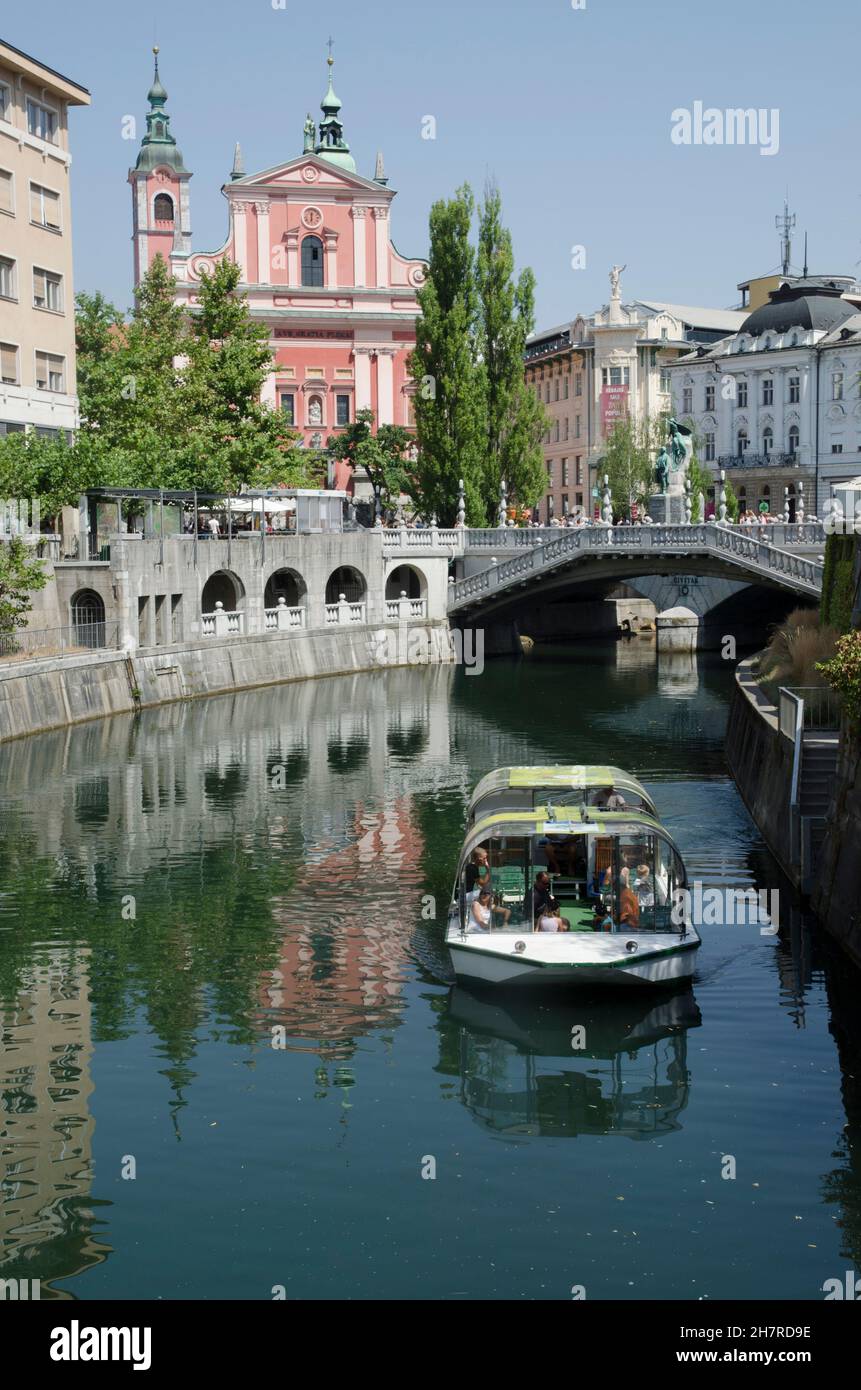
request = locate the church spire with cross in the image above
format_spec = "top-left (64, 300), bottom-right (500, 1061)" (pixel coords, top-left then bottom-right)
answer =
top-left (134, 46), bottom-right (189, 174)
top-left (314, 41), bottom-right (356, 173)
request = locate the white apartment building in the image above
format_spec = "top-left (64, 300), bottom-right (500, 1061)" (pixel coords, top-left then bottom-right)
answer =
top-left (0, 39), bottom-right (90, 441)
top-left (671, 276), bottom-right (861, 518)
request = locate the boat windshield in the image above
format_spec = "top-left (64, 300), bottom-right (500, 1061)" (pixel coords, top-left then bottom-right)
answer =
top-left (460, 827), bottom-right (685, 934)
top-left (470, 785), bottom-right (653, 823)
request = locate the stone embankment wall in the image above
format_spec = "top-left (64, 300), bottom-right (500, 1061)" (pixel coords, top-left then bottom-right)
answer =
top-left (725, 658), bottom-right (796, 885)
top-left (813, 729), bottom-right (861, 969)
top-left (0, 622), bottom-right (453, 744)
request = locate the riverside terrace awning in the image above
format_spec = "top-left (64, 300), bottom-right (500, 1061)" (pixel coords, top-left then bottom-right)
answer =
top-left (80, 487), bottom-right (349, 538)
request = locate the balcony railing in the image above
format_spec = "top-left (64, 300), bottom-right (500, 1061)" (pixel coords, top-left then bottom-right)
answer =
top-left (385, 597), bottom-right (427, 620)
top-left (263, 602), bottom-right (305, 632)
top-left (325, 600), bottom-right (367, 625)
top-left (201, 605), bottom-right (243, 637)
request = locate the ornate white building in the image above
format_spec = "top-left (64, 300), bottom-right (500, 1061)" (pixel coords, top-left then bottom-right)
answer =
top-left (671, 276), bottom-right (861, 517)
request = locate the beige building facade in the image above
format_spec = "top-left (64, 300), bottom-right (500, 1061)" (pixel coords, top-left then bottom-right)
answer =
top-left (0, 40), bottom-right (89, 440)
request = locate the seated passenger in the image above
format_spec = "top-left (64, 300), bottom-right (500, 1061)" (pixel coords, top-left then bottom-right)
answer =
top-left (592, 785), bottom-right (627, 811)
top-left (589, 865), bottom-right (613, 901)
top-left (536, 907), bottom-right (561, 932)
top-left (524, 871), bottom-right (552, 924)
top-left (619, 867), bottom-right (640, 928)
top-left (470, 889), bottom-right (493, 932)
top-left (592, 905), bottom-right (614, 932)
top-left (634, 863), bottom-right (655, 908)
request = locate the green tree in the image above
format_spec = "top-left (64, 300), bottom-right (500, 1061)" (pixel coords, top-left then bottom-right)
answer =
top-left (0, 538), bottom-right (48, 635)
top-left (0, 430), bottom-right (92, 526)
top-left (408, 186), bottom-right (487, 524)
top-left (600, 416), bottom-right (656, 519)
top-left (476, 183), bottom-right (546, 519)
top-left (327, 408), bottom-right (411, 512)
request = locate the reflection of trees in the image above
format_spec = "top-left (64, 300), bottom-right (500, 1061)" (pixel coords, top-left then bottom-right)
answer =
top-left (819, 940), bottom-right (861, 1266)
top-left (0, 805), bottom-right (290, 1079)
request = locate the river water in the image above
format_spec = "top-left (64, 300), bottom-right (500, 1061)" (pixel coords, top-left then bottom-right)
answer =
top-left (1, 642), bottom-right (859, 1300)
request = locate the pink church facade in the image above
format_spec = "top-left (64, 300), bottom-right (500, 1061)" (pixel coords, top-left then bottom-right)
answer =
top-left (129, 50), bottom-right (426, 492)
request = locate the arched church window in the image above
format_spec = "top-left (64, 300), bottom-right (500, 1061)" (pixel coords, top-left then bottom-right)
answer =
top-left (154, 193), bottom-right (174, 222)
top-left (301, 235), bottom-right (324, 287)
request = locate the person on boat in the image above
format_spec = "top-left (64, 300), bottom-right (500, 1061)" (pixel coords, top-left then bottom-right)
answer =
top-left (619, 867), bottom-right (640, 929)
top-left (537, 906), bottom-right (562, 932)
top-left (464, 846), bottom-right (491, 900)
top-left (589, 864), bottom-right (613, 902)
top-left (592, 785), bottom-right (627, 811)
top-left (525, 871), bottom-right (552, 925)
top-left (634, 863), bottom-right (655, 908)
top-left (470, 888), bottom-right (510, 932)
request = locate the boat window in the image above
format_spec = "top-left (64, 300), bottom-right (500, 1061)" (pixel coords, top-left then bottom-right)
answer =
top-left (461, 837), bottom-right (531, 930)
top-left (587, 832), bottom-right (679, 933)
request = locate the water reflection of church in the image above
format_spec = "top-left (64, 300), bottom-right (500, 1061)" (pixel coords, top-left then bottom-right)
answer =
top-left (438, 989), bottom-right (701, 1140)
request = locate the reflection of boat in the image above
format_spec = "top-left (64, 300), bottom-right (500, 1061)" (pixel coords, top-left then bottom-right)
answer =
top-left (442, 986), bottom-right (701, 1139)
top-left (467, 765), bottom-right (658, 825)
top-left (446, 800), bottom-right (701, 987)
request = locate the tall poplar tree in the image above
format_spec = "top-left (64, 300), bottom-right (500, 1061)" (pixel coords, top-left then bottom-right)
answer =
top-left (408, 186), bottom-right (487, 524)
top-left (476, 183), bottom-right (546, 520)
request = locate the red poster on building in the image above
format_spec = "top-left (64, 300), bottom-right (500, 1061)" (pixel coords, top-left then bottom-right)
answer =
top-left (601, 385), bottom-right (629, 435)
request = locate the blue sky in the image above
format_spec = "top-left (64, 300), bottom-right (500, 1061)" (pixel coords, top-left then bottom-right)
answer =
top-left (6, 0), bottom-right (857, 328)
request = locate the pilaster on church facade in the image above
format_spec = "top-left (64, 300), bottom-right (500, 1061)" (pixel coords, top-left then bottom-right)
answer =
top-left (128, 51), bottom-right (426, 494)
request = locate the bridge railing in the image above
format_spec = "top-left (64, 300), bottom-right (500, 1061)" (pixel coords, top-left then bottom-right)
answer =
top-left (448, 522), bottom-right (824, 609)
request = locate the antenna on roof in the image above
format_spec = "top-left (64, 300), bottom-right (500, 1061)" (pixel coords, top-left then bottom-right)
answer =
top-left (803, 231), bottom-right (808, 278)
top-left (776, 197), bottom-right (796, 277)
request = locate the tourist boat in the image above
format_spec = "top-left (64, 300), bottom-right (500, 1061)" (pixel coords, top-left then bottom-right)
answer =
top-left (466, 765), bottom-right (659, 826)
top-left (446, 800), bottom-right (701, 988)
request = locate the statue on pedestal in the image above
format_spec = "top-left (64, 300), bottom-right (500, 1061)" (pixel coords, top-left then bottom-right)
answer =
top-left (654, 446), bottom-right (670, 492)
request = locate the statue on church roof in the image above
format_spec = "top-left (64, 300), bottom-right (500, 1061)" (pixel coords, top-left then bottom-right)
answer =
top-left (303, 114), bottom-right (316, 154)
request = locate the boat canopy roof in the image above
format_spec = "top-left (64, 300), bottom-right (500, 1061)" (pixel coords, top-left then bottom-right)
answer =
top-left (468, 765), bottom-right (655, 812)
top-left (459, 807), bottom-right (678, 873)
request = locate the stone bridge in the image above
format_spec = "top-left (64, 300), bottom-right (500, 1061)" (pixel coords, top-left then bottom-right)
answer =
top-left (446, 523), bottom-right (824, 624)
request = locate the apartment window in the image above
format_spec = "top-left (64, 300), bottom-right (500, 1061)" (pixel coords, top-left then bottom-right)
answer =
top-left (30, 182), bottom-right (60, 229)
top-left (554, 379), bottom-right (559, 402)
top-left (659, 368), bottom-right (672, 393)
top-left (33, 267), bottom-right (63, 312)
top-left (562, 377), bottom-right (569, 399)
top-left (35, 351), bottom-right (65, 392)
top-left (1, 342), bottom-right (19, 384)
top-left (553, 419), bottom-right (560, 443)
top-left (0, 255), bottom-right (15, 298)
top-left (562, 459), bottom-right (569, 486)
top-left (279, 392), bottom-right (295, 425)
top-left (704, 432), bottom-right (715, 462)
top-left (705, 384), bottom-right (715, 411)
top-left (0, 82), bottom-right (10, 120)
top-left (788, 375), bottom-right (800, 404)
top-left (0, 169), bottom-right (12, 215)
top-left (576, 458), bottom-right (583, 486)
top-left (833, 372), bottom-right (844, 401)
top-left (832, 443), bottom-right (844, 454)
top-left (682, 387), bottom-right (692, 413)
top-left (27, 98), bottom-right (58, 144)
top-left (335, 394), bottom-right (350, 427)
top-left (736, 428), bottom-right (749, 456)
top-left (762, 427), bottom-right (773, 456)
top-left (547, 460), bottom-right (553, 482)
top-left (603, 366), bottom-right (630, 387)
top-left (788, 425), bottom-right (799, 455)
top-left (762, 379), bottom-right (773, 406)
top-left (545, 382), bottom-right (551, 403)
top-left (661, 327), bottom-right (669, 340)
top-left (575, 374), bottom-right (582, 397)
top-left (561, 494), bottom-right (569, 515)
top-left (737, 380), bottom-right (748, 407)
top-left (575, 414), bottom-right (581, 439)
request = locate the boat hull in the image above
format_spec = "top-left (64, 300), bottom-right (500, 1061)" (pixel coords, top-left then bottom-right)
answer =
top-left (446, 925), bottom-right (700, 988)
